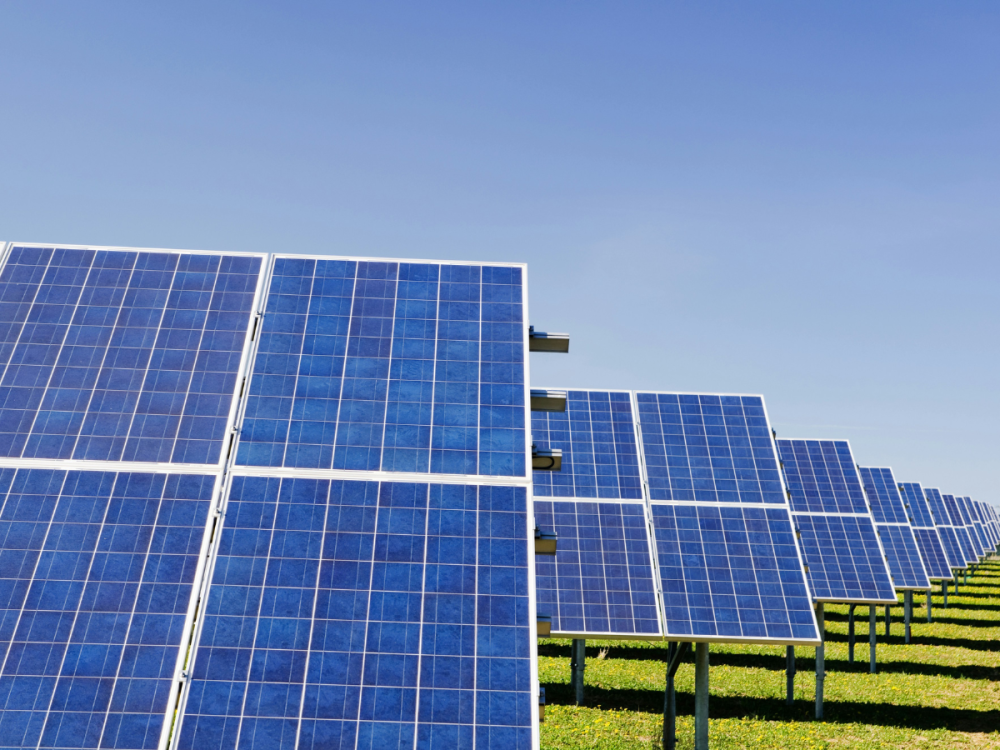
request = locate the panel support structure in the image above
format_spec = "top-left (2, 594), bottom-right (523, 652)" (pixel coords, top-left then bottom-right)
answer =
top-left (942, 580), bottom-right (948, 608)
top-left (570, 639), bottom-right (586, 706)
top-left (663, 642), bottom-right (690, 750)
top-left (785, 646), bottom-right (795, 705)
top-left (694, 642), bottom-right (709, 750)
top-left (904, 591), bottom-right (912, 643)
top-left (869, 607), bottom-right (877, 674)
top-left (815, 603), bottom-right (825, 720)
top-left (926, 589), bottom-right (932, 623)
top-left (847, 604), bottom-right (855, 664)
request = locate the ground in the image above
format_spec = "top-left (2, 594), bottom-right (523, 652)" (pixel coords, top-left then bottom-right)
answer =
top-left (538, 559), bottom-right (1000, 749)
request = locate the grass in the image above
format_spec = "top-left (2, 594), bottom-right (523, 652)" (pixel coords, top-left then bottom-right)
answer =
top-left (538, 559), bottom-right (1000, 749)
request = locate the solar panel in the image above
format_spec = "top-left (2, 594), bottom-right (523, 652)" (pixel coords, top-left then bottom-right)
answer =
top-left (898, 482), bottom-right (953, 581)
top-left (0, 246), bottom-right (262, 466)
top-left (649, 503), bottom-right (817, 642)
top-left (634, 393), bottom-right (785, 504)
top-left (632, 392), bottom-right (818, 645)
top-left (959, 497), bottom-right (989, 554)
top-left (534, 500), bottom-right (660, 638)
top-left (935, 526), bottom-right (966, 571)
top-left (530, 390), bottom-right (641, 500)
top-left (234, 258), bottom-right (527, 478)
top-left (0, 467), bottom-right (215, 750)
top-left (857, 468), bottom-right (930, 590)
top-left (177, 476), bottom-right (533, 750)
top-left (942, 495), bottom-right (980, 563)
top-left (777, 440), bottom-right (896, 604)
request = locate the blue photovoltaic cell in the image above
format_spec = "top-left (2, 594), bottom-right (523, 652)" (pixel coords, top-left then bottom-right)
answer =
top-left (777, 440), bottom-right (868, 514)
top-left (635, 393), bottom-right (784, 504)
top-left (899, 483), bottom-right (935, 528)
top-left (0, 246), bottom-right (260, 464)
top-left (533, 501), bottom-right (659, 636)
top-left (0, 468), bottom-right (213, 750)
top-left (875, 524), bottom-right (929, 589)
top-left (235, 259), bottom-right (527, 478)
top-left (858, 468), bottom-right (909, 525)
top-left (912, 528), bottom-right (953, 580)
top-left (924, 489), bottom-right (953, 527)
top-left (178, 477), bottom-right (532, 750)
top-left (936, 526), bottom-right (966, 570)
top-left (793, 513), bottom-right (896, 602)
top-left (649, 504), bottom-right (817, 641)
top-left (531, 391), bottom-right (642, 500)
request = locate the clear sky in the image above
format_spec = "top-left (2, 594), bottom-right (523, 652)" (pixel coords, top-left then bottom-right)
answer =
top-left (1, 3), bottom-right (998, 503)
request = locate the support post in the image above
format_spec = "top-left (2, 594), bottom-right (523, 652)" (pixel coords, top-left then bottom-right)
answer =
top-left (785, 646), bottom-right (795, 706)
top-left (943, 580), bottom-right (948, 608)
top-left (815, 602), bottom-right (825, 720)
top-left (884, 604), bottom-right (891, 638)
top-left (570, 639), bottom-right (585, 706)
top-left (847, 604), bottom-right (855, 663)
top-left (954, 575), bottom-right (959, 596)
top-left (904, 591), bottom-right (912, 643)
top-left (663, 642), bottom-right (689, 750)
top-left (694, 642), bottom-right (709, 750)
top-left (926, 589), bottom-right (932, 623)
top-left (869, 606), bottom-right (877, 674)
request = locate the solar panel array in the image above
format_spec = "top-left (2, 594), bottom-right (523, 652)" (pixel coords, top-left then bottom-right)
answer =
top-left (942, 494), bottom-right (979, 566)
top-left (532, 390), bottom-right (820, 645)
top-left (898, 482), bottom-right (954, 580)
top-left (0, 244), bottom-right (538, 750)
top-left (924, 489), bottom-right (971, 570)
top-left (858, 468), bottom-right (930, 590)
top-left (777, 440), bottom-right (896, 604)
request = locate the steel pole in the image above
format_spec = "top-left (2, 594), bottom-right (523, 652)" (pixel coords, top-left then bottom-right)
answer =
top-left (694, 643), bottom-right (709, 750)
top-left (904, 591), bottom-right (912, 643)
top-left (926, 589), bottom-right (932, 623)
top-left (847, 604), bottom-right (855, 663)
top-left (869, 606), bottom-right (877, 674)
top-left (570, 639), bottom-right (585, 706)
top-left (785, 645), bottom-right (795, 706)
top-left (815, 603), bottom-right (825, 720)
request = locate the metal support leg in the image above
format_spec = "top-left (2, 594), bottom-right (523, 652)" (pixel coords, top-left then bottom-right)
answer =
top-left (954, 575), bottom-right (959, 596)
top-left (847, 604), bottom-right (855, 664)
top-left (815, 602), bottom-right (825, 720)
top-left (694, 643), bottom-right (709, 750)
top-left (785, 646), bottom-right (795, 706)
top-left (663, 642), bottom-right (689, 750)
top-left (926, 589), bottom-right (932, 623)
top-left (904, 591), bottom-right (912, 643)
top-left (943, 580), bottom-right (948, 608)
top-left (869, 606), bottom-right (877, 674)
top-left (884, 604), bottom-right (891, 638)
top-left (570, 639), bottom-right (585, 706)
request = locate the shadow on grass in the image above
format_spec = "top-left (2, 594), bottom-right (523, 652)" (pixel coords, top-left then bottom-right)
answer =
top-left (541, 683), bottom-right (1000, 731)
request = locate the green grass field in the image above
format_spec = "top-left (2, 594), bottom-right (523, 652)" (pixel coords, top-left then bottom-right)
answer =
top-left (538, 559), bottom-right (1000, 749)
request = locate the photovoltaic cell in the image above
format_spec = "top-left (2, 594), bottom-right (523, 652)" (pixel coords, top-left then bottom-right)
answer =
top-left (777, 440), bottom-right (868, 514)
top-left (530, 391), bottom-right (642, 500)
top-left (533, 500), bottom-right (659, 637)
top-left (898, 482), bottom-right (953, 581)
top-left (793, 513), bottom-right (896, 602)
top-left (178, 476), bottom-right (532, 750)
top-left (898, 483), bottom-right (935, 528)
top-left (858, 468), bottom-right (909, 525)
top-left (634, 393), bottom-right (784, 504)
top-left (0, 468), bottom-right (213, 750)
top-left (649, 503), bottom-right (816, 641)
top-left (874, 524), bottom-right (929, 589)
top-left (235, 259), bottom-right (527, 478)
top-left (912, 528), bottom-right (953, 580)
top-left (0, 246), bottom-right (260, 465)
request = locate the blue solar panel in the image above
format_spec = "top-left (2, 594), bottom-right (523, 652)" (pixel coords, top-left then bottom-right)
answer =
top-left (649, 503), bottom-right (817, 642)
top-left (898, 482), bottom-right (935, 528)
top-left (952, 525), bottom-right (979, 567)
top-left (858, 468), bottom-right (909, 524)
top-left (793, 513), bottom-right (897, 603)
top-left (531, 391), bottom-right (642, 500)
top-left (923, 488), bottom-right (953, 527)
top-left (959, 498), bottom-right (989, 553)
top-left (234, 259), bottom-right (527, 478)
top-left (533, 500), bottom-right (660, 637)
top-left (0, 246), bottom-right (261, 465)
top-left (776, 440), bottom-right (868, 514)
top-left (177, 476), bottom-right (532, 750)
top-left (935, 526), bottom-right (966, 571)
top-left (943, 495), bottom-right (981, 562)
top-left (0, 467), bottom-right (214, 750)
top-left (912, 527), bottom-right (953, 580)
top-left (875, 524), bottom-right (930, 590)
top-left (635, 393), bottom-right (784, 504)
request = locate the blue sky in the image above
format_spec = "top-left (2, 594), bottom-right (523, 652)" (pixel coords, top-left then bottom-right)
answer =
top-left (1, 3), bottom-right (998, 501)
